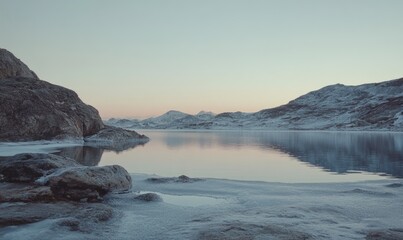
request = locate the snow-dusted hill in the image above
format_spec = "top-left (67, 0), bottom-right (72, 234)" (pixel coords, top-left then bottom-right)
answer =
top-left (105, 78), bottom-right (403, 131)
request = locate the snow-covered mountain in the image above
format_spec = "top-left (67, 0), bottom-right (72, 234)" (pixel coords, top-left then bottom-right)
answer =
top-left (105, 78), bottom-right (403, 131)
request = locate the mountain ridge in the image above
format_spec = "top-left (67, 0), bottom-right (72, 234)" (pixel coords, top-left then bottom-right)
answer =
top-left (106, 77), bottom-right (403, 131)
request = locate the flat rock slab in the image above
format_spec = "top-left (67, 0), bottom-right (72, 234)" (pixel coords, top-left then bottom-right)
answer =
top-left (41, 165), bottom-right (132, 201)
top-left (0, 202), bottom-right (113, 228)
top-left (0, 153), bottom-right (80, 183)
top-left (0, 182), bottom-right (54, 202)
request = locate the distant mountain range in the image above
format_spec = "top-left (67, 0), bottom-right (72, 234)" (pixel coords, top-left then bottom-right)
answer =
top-left (105, 78), bottom-right (403, 131)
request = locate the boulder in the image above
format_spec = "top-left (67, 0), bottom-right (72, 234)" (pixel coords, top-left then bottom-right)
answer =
top-left (0, 77), bottom-right (104, 141)
top-left (40, 165), bottom-right (132, 201)
top-left (134, 193), bottom-right (162, 202)
top-left (0, 182), bottom-right (54, 202)
top-left (84, 125), bottom-right (149, 151)
top-left (0, 153), bottom-right (80, 183)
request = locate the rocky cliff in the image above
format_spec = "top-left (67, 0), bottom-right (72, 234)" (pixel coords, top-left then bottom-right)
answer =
top-left (0, 48), bottom-right (105, 141)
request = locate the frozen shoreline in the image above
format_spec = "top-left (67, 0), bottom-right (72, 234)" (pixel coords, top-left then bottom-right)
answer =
top-left (1, 173), bottom-right (402, 240)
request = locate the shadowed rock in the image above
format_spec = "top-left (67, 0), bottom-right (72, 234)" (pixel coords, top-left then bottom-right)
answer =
top-left (40, 165), bottom-right (132, 201)
top-left (0, 48), bottom-right (104, 141)
top-left (134, 193), bottom-right (162, 202)
top-left (0, 202), bottom-right (113, 228)
top-left (0, 153), bottom-right (80, 183)
top-left (197, 222), bottom-right (314, 240)
top-left (0, 76), bottom-right (104, 141)
top-left (366, 229), bottom-right (403, 240)
top-left (0, 182), bottom-right (54, 202)
top-left (146, 175), bottom-right (202, 184)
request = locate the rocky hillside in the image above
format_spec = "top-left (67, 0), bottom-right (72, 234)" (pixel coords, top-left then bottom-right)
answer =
top-left (254, 78), bottom-right (403, 130)
top-left (106, 78), bottom-right (403, 131)
top-left (0, 49), bottom-right (104, 141)
top-left (0, 48), bottom-right (148, 143)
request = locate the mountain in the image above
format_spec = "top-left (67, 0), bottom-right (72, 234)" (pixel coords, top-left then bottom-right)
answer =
top-left (106, 78), bottom-right (403, 131)
top-left (253, 79), bottom-right (403, 130)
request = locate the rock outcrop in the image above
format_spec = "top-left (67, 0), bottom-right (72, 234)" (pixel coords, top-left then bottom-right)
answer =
top-left (0, 153), bottom-right (80, 182)
top-left (84, 125), bottom-right (149, 151)
top-left (0, 76), bottom-right (104, 141)
top-left (39, 165), bottom-right (132, 201)
top-left (0, 48), bottom-right (149, 146)
top-left (0, 153), bottom-right (132, 202)
top-left (0, 48), bottom-right (38, 79)
top-left (0, 48), bottom-right (104, 141)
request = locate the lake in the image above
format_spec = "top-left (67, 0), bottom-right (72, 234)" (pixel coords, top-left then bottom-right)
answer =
top-left (55, 130), bottom-right (403, 183)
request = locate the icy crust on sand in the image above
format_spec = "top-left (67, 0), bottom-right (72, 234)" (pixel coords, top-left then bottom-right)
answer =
top-left (1, 174), bottom-right (402, 240)
top-left (0, 140), bottom-right (84, 156)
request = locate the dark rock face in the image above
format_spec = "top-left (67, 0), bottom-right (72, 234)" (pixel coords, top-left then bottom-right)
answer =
top-left (0, 202), bottom-right (113, 228)
top-left (0, 153), bottom-right (80, 182)
top-left (198, 222), bottom-right (314, 240)
top-left (0, 48), bottom-right (38, 79)
top-left (146, 175), bottom-right (202, 183)
top-left (134, 193), bottom-right (162, 202)
top-left (0, 182), bottom-right (54, 202)
top-left (0, 77), bottom-right (104, 141)
top-left (42, 165), bottom-right (132, 201)
top-left (0, 153), bottom-right (133, 203)
top-left (0, 48), bottom-right (104, 141)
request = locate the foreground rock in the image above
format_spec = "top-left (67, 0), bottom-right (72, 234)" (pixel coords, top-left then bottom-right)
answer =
top-left (198, 222), bottom-right (314, 240)
top-left (0, 182), bottom-right (54, 202)
top-left (0, 153), bottom-right (133, 203)
top-left (0, 153), bottom-right (80, 182)
top-left (39, 165), bottom-right (132, 201)
top-left (0, 202), bottom-right (113, 229)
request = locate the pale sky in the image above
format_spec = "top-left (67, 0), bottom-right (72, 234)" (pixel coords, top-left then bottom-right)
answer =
top-left (1, 0), bottom-right (402, 119)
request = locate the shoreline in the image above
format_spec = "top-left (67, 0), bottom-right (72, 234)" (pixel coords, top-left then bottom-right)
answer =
top-left (2, 173), bottom-right (402, 239)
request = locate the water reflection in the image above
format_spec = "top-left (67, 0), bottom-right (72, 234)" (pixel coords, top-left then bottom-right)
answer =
top-left (56, 146), bottom-right (104, 166)
top-left (251, 131), bottom-right (403, 178)
top-left (55, 142), bottom-right (147, 166)
top-left (154, 131), bottom-right (403, 178)
top-left (58, 130), bottom-right (403, 181)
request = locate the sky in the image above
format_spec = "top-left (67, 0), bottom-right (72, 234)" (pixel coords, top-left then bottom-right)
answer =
top-left (1, 0), bottom-right (403, 119)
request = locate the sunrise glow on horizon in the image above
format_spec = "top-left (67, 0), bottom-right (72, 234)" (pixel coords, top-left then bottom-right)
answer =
top-left (1, 0), bottom-right (402, 119)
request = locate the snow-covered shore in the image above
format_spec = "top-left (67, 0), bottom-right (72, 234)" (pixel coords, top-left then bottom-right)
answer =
top-left (1, 173), bottom-right (402, 240)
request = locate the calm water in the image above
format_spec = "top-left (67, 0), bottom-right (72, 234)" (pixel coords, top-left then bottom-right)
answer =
top-left (57, 130), bottom-right (403, 183)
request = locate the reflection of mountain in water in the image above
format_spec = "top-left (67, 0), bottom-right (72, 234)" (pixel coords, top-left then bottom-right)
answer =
top-left (56, 142), bottom-right (147, 166)
top-left (160, 131), bottom-right (403, 178)
top-left (251, 132), bottom-right (403, 178)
